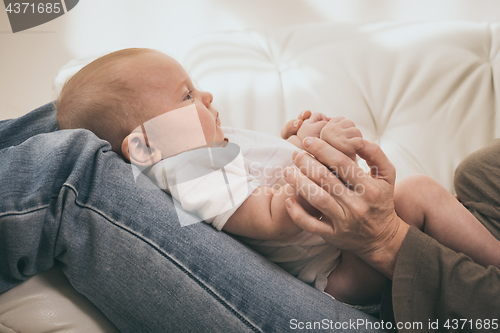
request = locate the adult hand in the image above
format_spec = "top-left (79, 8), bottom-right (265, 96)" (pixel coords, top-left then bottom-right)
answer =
top-left (283, 136), bottom-right (409, 278)
top-left (281, 110), bottom-right (312, 139)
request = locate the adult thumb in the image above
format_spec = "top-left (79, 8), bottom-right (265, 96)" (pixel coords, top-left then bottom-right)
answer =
top-left (357, 139), bottom-right (396, 186)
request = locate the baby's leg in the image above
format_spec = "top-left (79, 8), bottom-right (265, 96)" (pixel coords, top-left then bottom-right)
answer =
top-left (325, 251), bottom-right (387, 305)
top-left (395, 174), bottom-right (500, 268)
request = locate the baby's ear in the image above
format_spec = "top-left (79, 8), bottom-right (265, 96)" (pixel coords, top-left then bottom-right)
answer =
top-left (121, 132), bottom-right (162, 167)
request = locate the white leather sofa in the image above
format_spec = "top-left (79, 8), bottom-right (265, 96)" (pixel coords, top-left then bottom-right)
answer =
top-left (2, 21), bottom-right (499, 332)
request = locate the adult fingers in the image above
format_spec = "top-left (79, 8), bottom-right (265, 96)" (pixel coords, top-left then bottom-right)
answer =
top-left (285, 197), bottom-right (334, 238)
top-left (292, 149), bottom-right (347, 189)
top-left (284, 165), bottom-right (345, 224)
top-left (356, 139), bottom-right (396, 185)
top-left (299, 138), bottom-right (370, 189)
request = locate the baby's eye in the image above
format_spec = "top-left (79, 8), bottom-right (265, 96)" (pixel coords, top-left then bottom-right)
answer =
top-left (184, 91), bottom-right (193, 101)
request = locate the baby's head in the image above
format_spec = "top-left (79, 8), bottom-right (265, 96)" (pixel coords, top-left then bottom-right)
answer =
top-left (57, 48), bottom-right (225, 165)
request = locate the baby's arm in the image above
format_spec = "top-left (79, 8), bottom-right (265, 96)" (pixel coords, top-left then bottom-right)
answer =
top-left (223, 182), bottom-right (320, 240)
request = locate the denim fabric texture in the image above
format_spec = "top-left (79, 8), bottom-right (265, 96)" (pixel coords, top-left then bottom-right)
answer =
top-left (0, 102), bottom-right (382, 332)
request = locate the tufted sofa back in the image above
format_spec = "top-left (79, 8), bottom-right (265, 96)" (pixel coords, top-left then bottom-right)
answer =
top-left (179, 21), bottom-right (500, 192)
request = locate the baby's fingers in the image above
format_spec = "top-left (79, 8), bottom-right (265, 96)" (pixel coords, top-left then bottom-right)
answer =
top-left (348, 137), bottom-right (365, 153)
top-left (338, 118), bottom-right (357, 129)
top-left (330, 116), bottom-right (346, 124)
top-left (345, 127), bottom-right (363, 139)
top-left (281, 110), bottom-right (313, 139)
top-left (299, 110), bottom-right (312, 121)
top-left (309, 112), bottom-right (331, 122)
top-left (281, 118), bottom-right (303, 139)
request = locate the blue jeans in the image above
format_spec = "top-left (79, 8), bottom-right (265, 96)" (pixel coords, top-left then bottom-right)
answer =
top-left (0, 103), bottom-right (382, 332)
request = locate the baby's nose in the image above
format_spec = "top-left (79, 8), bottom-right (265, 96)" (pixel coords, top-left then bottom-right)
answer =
top-left (202, 91), bottom-right (213, 106)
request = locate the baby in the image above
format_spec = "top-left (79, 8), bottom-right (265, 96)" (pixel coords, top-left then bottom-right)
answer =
top-left (57, 48), bottom-right (500, 307)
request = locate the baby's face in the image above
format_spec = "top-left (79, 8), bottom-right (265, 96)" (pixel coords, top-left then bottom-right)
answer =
top-left (131, 52), bottom-right (225, 151)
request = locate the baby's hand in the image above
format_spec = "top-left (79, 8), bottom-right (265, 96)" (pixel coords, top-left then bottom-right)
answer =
top-left (281, 110), bottom-right (312, 139)
top-left (319, 117), bottom-right (363, 161)
top-left (296, 113), bottom-right (331, 142)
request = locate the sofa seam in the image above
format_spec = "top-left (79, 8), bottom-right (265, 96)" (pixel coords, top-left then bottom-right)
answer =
top-left (61, 183), bottom-right (262, 333)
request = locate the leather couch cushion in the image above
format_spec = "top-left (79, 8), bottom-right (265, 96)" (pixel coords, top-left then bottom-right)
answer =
top-left (0, 267), bottom-right (119, 333)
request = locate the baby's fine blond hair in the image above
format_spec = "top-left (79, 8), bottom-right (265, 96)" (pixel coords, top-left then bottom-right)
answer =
top-left (57, 48), bottom-right (156, 155)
